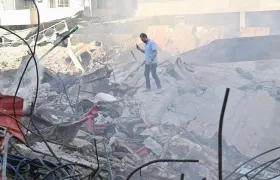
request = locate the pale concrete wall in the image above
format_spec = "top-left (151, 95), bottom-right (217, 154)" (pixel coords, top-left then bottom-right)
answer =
top-left (0, 10), bottom-right (30, 25)
top-left (136, 0), bottom-right (280, 16)
top-left (0, 7), bottom-right (81, 26)
top-left (92, 9), bottom-right (117, 17)
top-left (30, 7), bottom-right (82, 23)
top-left (2, 0), bottom-right (15, 10)
top-left (136, 0), bottom-right (231, 16)
top-left (0, 0), bottom-right (83, 25)
top-left (260, 0), bottom-right (280, 11)
top-left (72, 33), bottom-right (133, 44)
top-left (14, 0), bottom-right (24, 10)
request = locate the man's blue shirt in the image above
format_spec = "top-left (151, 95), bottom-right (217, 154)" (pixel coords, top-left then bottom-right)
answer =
top-left (144, 40), bottom-right (158, 65)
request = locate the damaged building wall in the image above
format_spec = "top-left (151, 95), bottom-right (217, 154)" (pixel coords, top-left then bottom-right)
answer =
top-left (0, 0), bottom-right (84, 26)
top-left (1, 0), bottom-right (15, 10)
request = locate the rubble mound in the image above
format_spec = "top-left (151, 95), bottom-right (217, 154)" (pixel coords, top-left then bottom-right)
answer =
top-left (2, 33), bottom-right (280, 179)
top-left (179, 35), bottom-right (280, 63)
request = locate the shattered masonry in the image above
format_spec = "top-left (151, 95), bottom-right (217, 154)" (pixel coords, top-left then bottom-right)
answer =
top-left (1, 12), bottom-right (280, 180)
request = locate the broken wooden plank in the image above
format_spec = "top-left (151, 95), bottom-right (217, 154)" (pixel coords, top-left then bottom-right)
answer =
top-left (67, 47), bottom-right (85, 72)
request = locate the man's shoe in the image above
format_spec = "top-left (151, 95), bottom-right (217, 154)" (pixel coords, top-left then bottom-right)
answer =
top-left (142, 88), bottom-right (151, 92)
top-left (156, 88), bottom-right (163, 94)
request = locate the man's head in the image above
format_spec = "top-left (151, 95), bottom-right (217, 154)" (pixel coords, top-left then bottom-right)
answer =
top-left (140, 33), bottom-right (149, 43)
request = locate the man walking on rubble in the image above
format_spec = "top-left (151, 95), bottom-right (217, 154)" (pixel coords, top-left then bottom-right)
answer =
top-left (136, 33), bottom-right (163, 93)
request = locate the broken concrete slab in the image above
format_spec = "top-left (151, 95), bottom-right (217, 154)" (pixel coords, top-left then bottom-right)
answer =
top-left (81, 66), bottom-right (112, 84)
top-left (28, 119), bottom-right (86, 145)
top-left (97, 101), bottom-right (124, 118)
top-left (95, 92), bottom-right (117, 102)
top-left (144, 137), bottom-right (163, 156)
top-left (7, 27), bottom-right (280, 180)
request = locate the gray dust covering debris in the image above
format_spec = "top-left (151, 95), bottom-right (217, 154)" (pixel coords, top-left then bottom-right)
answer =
top-left (2, 9), bottom-right (280, 180)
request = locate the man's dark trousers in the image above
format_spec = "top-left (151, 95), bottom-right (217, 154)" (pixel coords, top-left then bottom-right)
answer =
top-left (144, 63), bottom-right (161, 89)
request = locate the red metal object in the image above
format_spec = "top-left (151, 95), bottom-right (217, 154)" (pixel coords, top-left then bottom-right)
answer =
top-left (78, 104), bottom-right (99, 134)
top-left (135, 147), bottom-right (149, 157)
top-left (0, 94), bottom-right (25, 144)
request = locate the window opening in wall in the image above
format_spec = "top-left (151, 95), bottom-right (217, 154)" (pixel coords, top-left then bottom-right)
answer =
top-left (50, 0), bottom-right (56, 8)
top-left (24, 1), bottom-right (35, 9)
top-left (58, 0), bottom-right (70, 7)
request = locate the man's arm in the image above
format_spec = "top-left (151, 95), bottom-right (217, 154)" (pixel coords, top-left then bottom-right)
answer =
top-left (136, 44), bottom-right (145, 53)
top-left (150, 42), bottom-right (158, 62)
top-left (139, 48), bottom-right (145, 54)
top-left (151, 50), bottom-right (158, 62)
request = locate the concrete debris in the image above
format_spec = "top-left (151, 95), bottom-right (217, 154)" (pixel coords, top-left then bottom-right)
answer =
top-left (81, 66), bottom-right (112, 84)
top-left (97, 101), bottom-right (124, 118)
top-left (144, 137), bottom-right (163, 156)
top-left (95, 92), bottom-right (117, 102)
top-left (3, 28), bottom-right (280, 180)
top-left (29, 118), bottom-right (85, 145)
top-left (140, 126), bottom-right (161, 139)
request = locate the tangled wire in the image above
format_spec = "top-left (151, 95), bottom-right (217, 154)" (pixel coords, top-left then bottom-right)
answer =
top-left (0, 1), bottom-right (106, 179)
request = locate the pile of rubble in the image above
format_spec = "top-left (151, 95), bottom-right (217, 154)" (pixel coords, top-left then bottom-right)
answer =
top-left (2, 34), bottom-right (280, 179)
top-left (7, 68), bottom-right (251, 180)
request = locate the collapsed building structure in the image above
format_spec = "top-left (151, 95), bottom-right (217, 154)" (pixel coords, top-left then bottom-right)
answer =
top-left (2, 2), bottom-right (280, 180)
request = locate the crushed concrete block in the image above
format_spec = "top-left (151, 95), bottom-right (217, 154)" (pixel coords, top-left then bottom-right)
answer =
top-left (76, 99), bottom-right (94, 112)
top-left (140, 126), bottom-right (161, 139)
top-left (109, 136), bottom-right (117, 146)
top-left (75, 130), bottom-right (91, 139)
top-left (171, 135), bottom-right (203, 153)
top-left (144, 137), bottom-right (163, 156)
top-left (72, 138), bottom-right (92, 149)
top-left (110, 83), bottom-right (136, 97)
top-left (82, 79), bottom-right (110, 94)
top-left (95, 92), bottom-right (117, 102)
top-left (28, 117), bottom-right (85, 145)
top-left (122, 155), bottom-right (135, 165)
top-left (97, 102), bottom-right (124, 118)
top-left (81, 66), bottom-right (112, 84)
